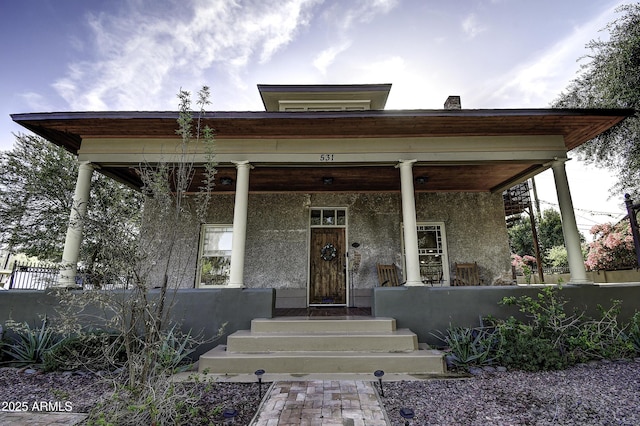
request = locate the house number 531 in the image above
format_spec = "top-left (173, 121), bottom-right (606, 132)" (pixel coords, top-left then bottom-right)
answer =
top-left (320, 154), bottom-right (334, 161)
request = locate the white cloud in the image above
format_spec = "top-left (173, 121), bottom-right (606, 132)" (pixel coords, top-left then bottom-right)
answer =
top-left (324, 0), bottom-right (399, 32)
top-left (19, 92), bottom-right (52, 111)
top-left (313, 42), bottom-right (352, 74)
top-left (462, 13), bottom-right (486, 39)
top-left (476, 2), bottom-right (621, 108)
top-left (52, 0), bottom-right (321, 111)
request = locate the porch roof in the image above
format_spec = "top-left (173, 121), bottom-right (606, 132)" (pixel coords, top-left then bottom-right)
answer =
top-left (11, 108), bottom-right (633, 193)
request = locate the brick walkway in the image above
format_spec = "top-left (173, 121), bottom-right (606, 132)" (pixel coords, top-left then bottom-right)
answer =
top-left (251, 380), bottom-right (389, 426)
top-left (0, 412), bottom-right (87, 425)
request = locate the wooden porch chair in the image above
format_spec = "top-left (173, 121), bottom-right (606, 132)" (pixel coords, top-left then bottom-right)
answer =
top-left (377, 263), bottom-right (400, 287)
top-left (453, 262), bottom-right (481, 286)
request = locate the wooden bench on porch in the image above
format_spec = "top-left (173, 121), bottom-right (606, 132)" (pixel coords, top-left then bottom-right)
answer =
top-left (452, 262), bottom-right (482, 286)
top-left (377, 263), bottom-right (401, 286)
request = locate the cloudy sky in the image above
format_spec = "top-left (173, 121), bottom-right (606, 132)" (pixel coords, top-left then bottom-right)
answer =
top-left (0, 0), bottom-right (630, 235)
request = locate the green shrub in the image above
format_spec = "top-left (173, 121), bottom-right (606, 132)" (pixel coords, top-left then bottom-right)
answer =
top-left (43, 331), bottom-right (127, 372)
top-left (493, 317), bottom-right (566, 371)
top-left (628, 312), bottom-right (640, 353)
top-left (157, 325), bottom-right (196, 373)
top-left (565, 301), bottom-right (635, 362)
top-left (2, 318), bottom-right (61, 366)
top-left (497, 287), bottom-right (638, 370)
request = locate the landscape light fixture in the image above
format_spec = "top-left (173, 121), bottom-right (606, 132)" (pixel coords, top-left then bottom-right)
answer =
top-left (322, 177), bottom-right (334, 185)
top-left (255, 369), bottom-right (265, 398)
top-left (374, 370), bottom-right (385, 397)
top-left (399, 407), bottom-right (415, 425)
top-left (222, 408), bottom-right (238, 424)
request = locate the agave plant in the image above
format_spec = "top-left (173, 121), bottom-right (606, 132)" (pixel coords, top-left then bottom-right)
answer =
top-left (435, 325), bottom-right (500, 368)
top-left (3, 318), bottom-right (61, 366)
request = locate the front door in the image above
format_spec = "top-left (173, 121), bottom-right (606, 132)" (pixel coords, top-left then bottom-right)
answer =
top-left (309, 209), bottom-right (347, 305)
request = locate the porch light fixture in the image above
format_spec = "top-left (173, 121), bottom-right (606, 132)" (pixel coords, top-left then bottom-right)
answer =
top-left (399, 407), bottom-right (415, 425)
top-left (322, 177), bottom-right (334, 185)
top-left (220, 177), bottom-right (233, 185)
top-left (414, 176), bottom-right (428, 184)
top-left (255, 369), bottom-right (265, 398)
top-left (374, 369), bottom-right (385, 397)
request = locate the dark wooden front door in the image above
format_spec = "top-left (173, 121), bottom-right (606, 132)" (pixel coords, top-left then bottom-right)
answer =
top-left (309, 227), bottom-right (346, 305)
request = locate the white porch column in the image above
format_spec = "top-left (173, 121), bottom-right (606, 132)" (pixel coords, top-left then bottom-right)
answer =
top-left (551, 159), bottom-right (591, 284)
top-left (228, 161), bottom-right (252, 288)
top-left (397, 160), bottom-right (424, 286)
top-left (59, 162), bottom-right (94, 287)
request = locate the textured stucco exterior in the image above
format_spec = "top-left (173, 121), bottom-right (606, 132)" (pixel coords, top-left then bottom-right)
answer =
top-left (153, 191), bottom-right (511, 307)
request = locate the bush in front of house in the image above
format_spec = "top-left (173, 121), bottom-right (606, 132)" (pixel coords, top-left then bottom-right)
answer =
top-left (440, 286), bottom-right (640, 372)
top-left (1, 318), bottom-right (61, 367)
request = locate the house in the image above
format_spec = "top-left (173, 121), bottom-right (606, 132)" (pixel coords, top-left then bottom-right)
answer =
top-left (11, 84), bottom-right (633, 310)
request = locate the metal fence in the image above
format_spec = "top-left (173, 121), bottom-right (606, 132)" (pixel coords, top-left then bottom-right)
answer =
top-left (8, 262), bottom-right (59, 290)
top-left (4, 261), bottom-right (133, 290)
top-left (542, 266), bottom-right (571, 275)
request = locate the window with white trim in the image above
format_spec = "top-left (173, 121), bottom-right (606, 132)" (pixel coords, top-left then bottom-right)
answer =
top-left (279, 100), bottom-right (370, 111)
top-left (197, 225), bottom-right (233, 286)
top-left (402, 222), bottom-right (450, 285)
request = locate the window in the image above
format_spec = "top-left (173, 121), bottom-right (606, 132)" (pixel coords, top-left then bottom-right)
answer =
top-left (279, 100), bottom-right (370, 111)
top-left (310, 208), bottom-right (347, 227)
top-left (402, 222), bottom-right (450, 285)
top-left (197, 225), bottom-right (233, 286)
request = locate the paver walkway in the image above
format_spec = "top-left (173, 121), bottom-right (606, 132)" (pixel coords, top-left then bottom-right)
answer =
top-left (251, 380), bottom-right (389, 426)
top-left (0, 411), bottom-right (87, 425)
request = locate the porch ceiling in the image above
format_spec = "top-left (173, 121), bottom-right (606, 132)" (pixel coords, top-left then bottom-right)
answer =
top-left (11, 108), bottom-right (632, 193)
top-left (105, 163), bottom-right (542, 194)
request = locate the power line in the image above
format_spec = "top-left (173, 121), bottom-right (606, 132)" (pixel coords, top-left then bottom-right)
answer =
top-left (539, 199), bottom-right (623, 219)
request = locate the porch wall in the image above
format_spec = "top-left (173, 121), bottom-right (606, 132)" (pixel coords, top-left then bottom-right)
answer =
top-left (0, 288), bottom-right (274, 359)
top-left (373, 285), bottom-right (640, 347)
top-left (161, 192), bottom-right (511, 308)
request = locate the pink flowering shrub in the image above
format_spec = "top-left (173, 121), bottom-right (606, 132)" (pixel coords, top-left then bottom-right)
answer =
top-left (585, 221), bottom-right (637, 271)
top-left (511, 254), bottom-right (536, 267)
top-left (511, 254), bottom-right (537, 283)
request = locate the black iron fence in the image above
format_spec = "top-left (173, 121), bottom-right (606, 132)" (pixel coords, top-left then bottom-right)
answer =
top-left (4, 261), bottom-right (133, 290)
top-left (8, 262), bottom-right (59, 290)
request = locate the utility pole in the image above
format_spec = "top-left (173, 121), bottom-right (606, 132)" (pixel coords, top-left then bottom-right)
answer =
top-left (624, 194), bottom-right (640, 268)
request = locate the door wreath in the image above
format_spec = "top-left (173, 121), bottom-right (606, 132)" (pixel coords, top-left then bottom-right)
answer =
top-left (320, 243), bottom-right (337, 261)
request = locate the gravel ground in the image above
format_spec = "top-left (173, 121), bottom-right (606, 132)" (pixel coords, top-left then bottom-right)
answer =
top-left (1, 360), bottom-right (639, 425)
top-left (383, 359), bottom-right (640, 426)
top-left (0, 367), bottom-right (261, 425)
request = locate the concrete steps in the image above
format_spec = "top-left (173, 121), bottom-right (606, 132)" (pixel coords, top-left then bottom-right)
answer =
top-left (199, 316), bottom-right (446, 375)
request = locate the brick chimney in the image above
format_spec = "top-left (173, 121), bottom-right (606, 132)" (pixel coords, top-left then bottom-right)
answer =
top-left (444, 95), bottom-right (461, 109)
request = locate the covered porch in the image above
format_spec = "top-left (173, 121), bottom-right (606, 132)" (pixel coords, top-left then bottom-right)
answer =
top-left (11, 84), bottom-right (633, 309)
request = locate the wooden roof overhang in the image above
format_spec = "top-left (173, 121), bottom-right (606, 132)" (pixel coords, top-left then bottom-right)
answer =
top-left (11, 108), bottom-right (633, 194)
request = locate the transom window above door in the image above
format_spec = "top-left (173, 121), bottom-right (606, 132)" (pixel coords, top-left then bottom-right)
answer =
top-left (310, 208), bottom-right (347, 227)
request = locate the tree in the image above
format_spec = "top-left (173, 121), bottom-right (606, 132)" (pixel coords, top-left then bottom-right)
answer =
top-left (508, 208), bottom-right (568, 265)
top-left (552, 4), bottom-right (640, 197)
top-left (54, 87), bottom-right (220, 425)
top-left (0, 134), bottom-right (142, 279)
top-left (539, 209), bottom-right (565, 251)
top-left (508, 214), bottom-right (535, 257)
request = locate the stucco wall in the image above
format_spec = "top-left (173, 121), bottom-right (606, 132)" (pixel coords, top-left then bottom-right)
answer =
top-left (0, 288), bottom-right (274, 358)
top-left (373, 284), bottom-right (640, 347)
top-left (415, 192), bottom-right (512, 285)
top-left (150, 191), bottom-right (511, 306)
